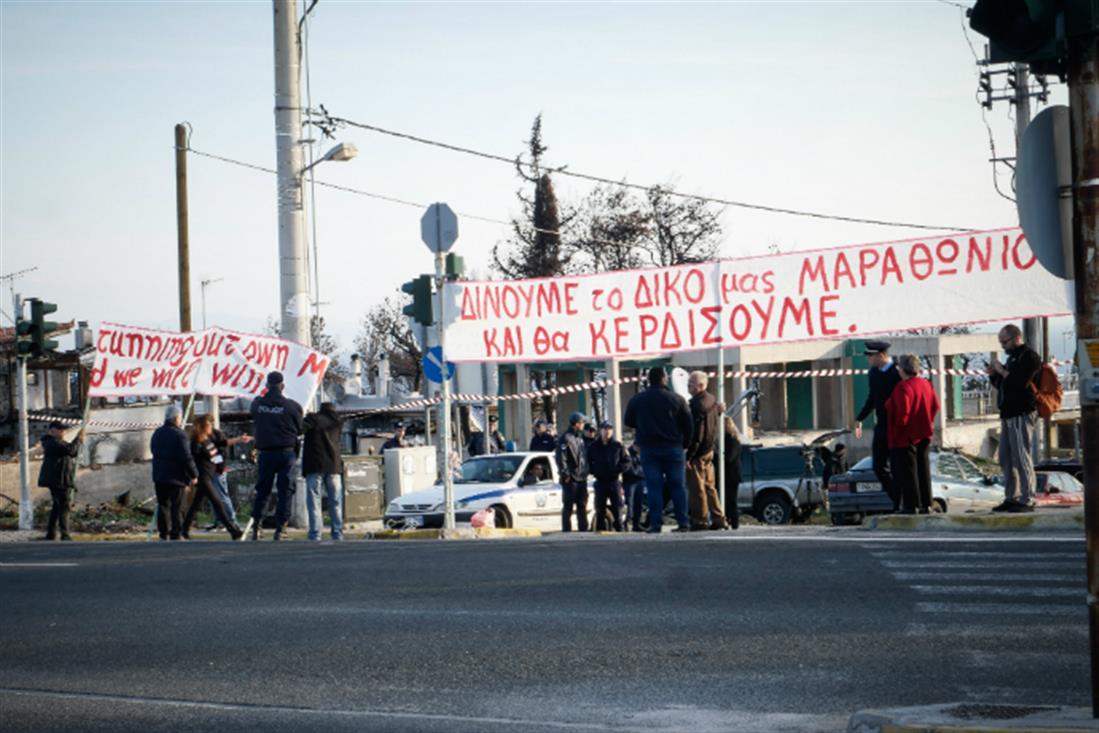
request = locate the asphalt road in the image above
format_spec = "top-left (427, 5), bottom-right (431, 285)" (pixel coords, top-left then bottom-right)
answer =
top-left (0, 529), bottom-right (1088, 732)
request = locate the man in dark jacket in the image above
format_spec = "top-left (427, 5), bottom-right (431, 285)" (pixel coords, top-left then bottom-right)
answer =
top-left (303, 402), bottom-right (344, 540)
top-left (555, 412), bottom-right (590, 532)
top-left (686, 371), bottom-right (728, 530)
top-left (855, 341), bottom-right (902, 511)
top-left (529, 419), bottom-right (556, 452)
top-left (468, 415), bottom-right (506, 456)
top-left (623, 367), bottom-right (693, 533)
top-left (988, 324), bottom-right (1043, 512)
top-left (249, 371), bottom-right (304, 540)
top-left (587, 420), bottom-right (628, 532)
top-left (151, 404), bottom-right (198, 541)
top-left (381, 422), bottom-right (406, 452)
top-left (38, 421), bottom-right (84, 541)
top-left (623, 443), bottom-right (646, 532)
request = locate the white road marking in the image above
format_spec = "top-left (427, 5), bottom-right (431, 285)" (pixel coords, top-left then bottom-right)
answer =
top-left (879, 560), bottom-right (1080, 569)
top-left (0, 687), bottom-right (845, 732)
top-left (890, 572), bottom-right (1080, 582)
top-left (0, 562), bottom-right (79, 568)
top-left (916, 602), bottom-right (1082, 615)
top-left (700, 533), bottom-right (1082, 544)
top-left (871, 550), bottom-right (1081, 559)
top-left (908, 584), bottom-right (1080, 597)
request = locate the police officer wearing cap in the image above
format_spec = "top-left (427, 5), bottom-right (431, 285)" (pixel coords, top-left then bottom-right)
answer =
top-left (249, 371), bottom-right (304, 540)
top-left (855, 340), bottom-right (902, 512)
top-left (587, 420), bottom-right (628, 532)
top-left (381, 422), bottom-right (407, 451)
top-left (529, 419), bottom-right (556, 452)
top-left (555, 412), bottom-right (590, 532)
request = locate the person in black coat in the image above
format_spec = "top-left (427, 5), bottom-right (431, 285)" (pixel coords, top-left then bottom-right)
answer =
top-left (529, 419), bottom-right (556, 452)
top-left (623, 443), bottom-right (646, 532)
top-left (182, 415), bottom-right (243, 540)
top-left (381, 422), bottom-right (407, 452)
top-left (855, 341), bottom-right (902, 511)
top-left (151, 404), bottom-right (198, 541)
top-left (555, 412), bottom-right (590, 532)
top-left (587, 421), bottom-right (628, 532)
top-left (303, 402), bottom-right (344, 540)
top-left (37, 421), bottom-right (83, 541)
top-left (722, 416), bottom-right (742, 530)
top-left (249, 371), bottom-right (304, 540)
top-left (623, 367), bottom-right (693, 533)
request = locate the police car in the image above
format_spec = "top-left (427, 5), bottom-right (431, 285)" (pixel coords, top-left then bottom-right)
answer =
top-left (384, 451), bottom-right (597, 530)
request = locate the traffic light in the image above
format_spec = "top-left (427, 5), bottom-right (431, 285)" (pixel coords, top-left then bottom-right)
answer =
top-left (969, 1), bottom-right (1060, 68)
top-left (15, 312), bottom-right (35, 358)
top-left (968, 1), bottom-right (1099, 75)
top-left (30, 299), bottom-right (60, 353)
top-left (401, 275), bottom-right (434, 326)
top-left (445, 253), bottom-right (465, 281)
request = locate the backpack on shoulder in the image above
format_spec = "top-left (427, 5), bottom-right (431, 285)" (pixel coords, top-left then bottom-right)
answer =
top-left (1030, 363), bottom-right (1063, 419)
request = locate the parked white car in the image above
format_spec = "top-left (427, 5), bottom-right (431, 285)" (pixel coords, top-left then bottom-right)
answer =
top-left (383, 452), bottom-right (599, 530)
top-left (829, 451), bottom-right (1003, 524)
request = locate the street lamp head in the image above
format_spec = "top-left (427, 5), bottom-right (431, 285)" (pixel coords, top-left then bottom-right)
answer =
top-left (321, 142), bottom-right (358, 164)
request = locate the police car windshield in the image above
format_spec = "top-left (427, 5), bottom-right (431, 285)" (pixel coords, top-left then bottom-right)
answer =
top-left (456, 455), bottom-right (524, 484)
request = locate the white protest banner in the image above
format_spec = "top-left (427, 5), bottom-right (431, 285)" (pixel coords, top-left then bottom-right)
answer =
top-left (88, 323), bottom-right (328, 406)
top-left (442, 228), bottom-right (1073, 363)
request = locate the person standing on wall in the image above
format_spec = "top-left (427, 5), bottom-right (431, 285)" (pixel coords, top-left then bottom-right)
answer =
top-left (855, 341), bottom-right (902, 512)
top-left (249, 371), bottom-right (304, 541)
top-left (555, 412), bottom-right (590, 532)
top-left (623, 367), bottom-right (693, 534)
top-left (37, 421), bottom-right (83, 541)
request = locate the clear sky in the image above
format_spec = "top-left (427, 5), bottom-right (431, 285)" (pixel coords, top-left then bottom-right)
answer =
top-left (0, 0), bottom-right (1075, 358)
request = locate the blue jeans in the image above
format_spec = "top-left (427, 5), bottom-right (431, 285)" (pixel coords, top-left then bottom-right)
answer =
top-left (640, 446), bottom-right (689, 530)
top-left (252, 449), bottom-right (296, 528)
top-left (211, 473), bottom-right (237, 526)
top-left (306, 473), bottom-right (343, 540)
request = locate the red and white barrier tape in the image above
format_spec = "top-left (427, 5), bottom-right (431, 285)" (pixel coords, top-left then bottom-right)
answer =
top-left (28, 358), bottom-right (1076, 428)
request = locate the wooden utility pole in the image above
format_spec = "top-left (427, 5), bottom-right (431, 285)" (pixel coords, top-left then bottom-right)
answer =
top-left (1067, 35), bottom-right (1099, 718)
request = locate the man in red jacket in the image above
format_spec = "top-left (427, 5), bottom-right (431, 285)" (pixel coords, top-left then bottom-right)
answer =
top-left (886, 354), bottom-right (940, 514)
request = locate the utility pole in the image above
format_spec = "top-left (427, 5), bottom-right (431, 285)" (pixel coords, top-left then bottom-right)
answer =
top-left (272, 0), bottom-right (309, 350)
top-left (174, 123), bottom-right (194, 422)
top-left (273, 0), bottom-right (310, 527)
top-left (1068, 34), bottom-right (1099, 719)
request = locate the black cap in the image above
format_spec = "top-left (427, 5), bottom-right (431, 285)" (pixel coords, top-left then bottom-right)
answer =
top-left (48, 420), bottom-right (66, 431)
top-left (266, 371), bottom-right (284, 386)
top-left (488, 415), bottom-right (498, 423)
top-left (863, 340), bottom-right (891, 355)
top-left (599, 420), bottom-right (613, 429)
top-left (394, 421), bottom-right (405, 429)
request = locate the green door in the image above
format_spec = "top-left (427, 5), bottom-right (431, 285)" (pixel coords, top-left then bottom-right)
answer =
top-left (785, 361), bottom-right (814, 430)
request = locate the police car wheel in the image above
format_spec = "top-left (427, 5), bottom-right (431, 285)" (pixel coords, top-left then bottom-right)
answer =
top-left (491, 504), bottom-right (512, 529)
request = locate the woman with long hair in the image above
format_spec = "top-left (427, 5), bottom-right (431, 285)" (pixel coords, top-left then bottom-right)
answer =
top-left (182, 415), bottom-right (243, 540)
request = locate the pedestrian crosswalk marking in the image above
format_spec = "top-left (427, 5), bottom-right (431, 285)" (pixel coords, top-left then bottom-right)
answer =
top-left (880, 560), bottom-right (1080, 569)
top-left (908, 584), bottom-right (1080, 597)
top-left (890, 571), bottom-right (1079, 582)
top-left (916, 602), bottom-right (1081, 615)
top-left (871, 550), bottom-right (1080, 559)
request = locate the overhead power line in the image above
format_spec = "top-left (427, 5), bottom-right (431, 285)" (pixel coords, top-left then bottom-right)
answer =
top-left (321, 113), bottom-right (980, 232)
top-left (184, 146), bottom-right (635, 249)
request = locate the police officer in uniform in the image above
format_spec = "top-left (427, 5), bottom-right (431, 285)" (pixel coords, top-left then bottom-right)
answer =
top-left (855, 341), bottom-right (902, 512)
top-left (249, 371), bottom-right (304, 540)
top-left (381, 422), bottom-right (407, 451)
